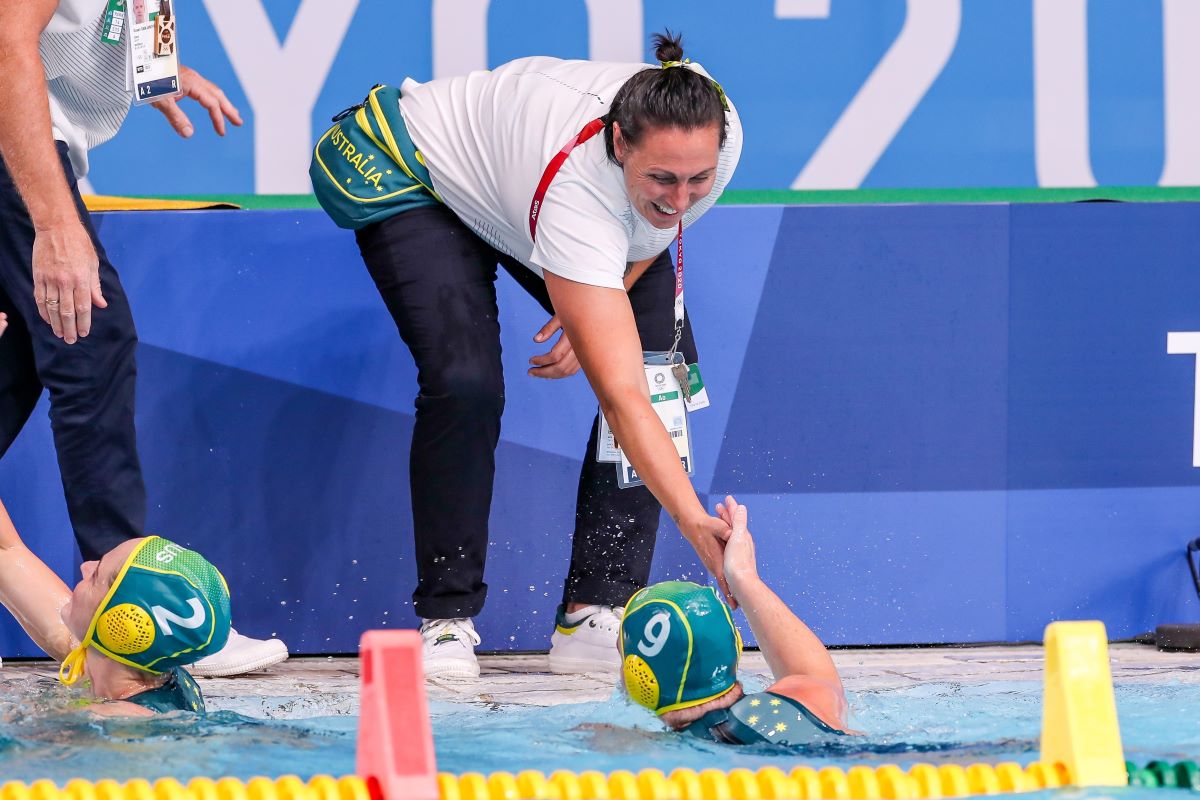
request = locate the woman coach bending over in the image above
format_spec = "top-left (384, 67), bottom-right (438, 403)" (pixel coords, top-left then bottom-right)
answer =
top-left (311, 32), bottom-right (742, 679)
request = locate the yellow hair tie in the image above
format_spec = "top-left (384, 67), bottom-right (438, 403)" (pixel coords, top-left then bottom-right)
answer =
top-left (658, 59), bottom-right (730, 112)
top-left (59, 642), bottom-right (89, 686)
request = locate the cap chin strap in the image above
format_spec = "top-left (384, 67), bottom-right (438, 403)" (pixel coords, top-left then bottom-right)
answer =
top-left (59, 641), bottom-right (89, 685)
top-left (58, 536), bottom-right (153, 687)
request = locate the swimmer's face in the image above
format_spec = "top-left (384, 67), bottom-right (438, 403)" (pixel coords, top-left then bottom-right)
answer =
top-left (614, 122), bottom-right (720, 230)
top-left (62, 538), bottom-right (145, 639)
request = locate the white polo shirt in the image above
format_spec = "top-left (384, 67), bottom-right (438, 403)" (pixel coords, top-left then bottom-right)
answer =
top-left (41, 0), bottom-right (133, 177)
top-left (398, 56), bottom-right (742, 290)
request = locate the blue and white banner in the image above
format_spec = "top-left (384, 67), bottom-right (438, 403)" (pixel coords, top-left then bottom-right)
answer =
top-left (87, 0), bottom-right (1200, 194)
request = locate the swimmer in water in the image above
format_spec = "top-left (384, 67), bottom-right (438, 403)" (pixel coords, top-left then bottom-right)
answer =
top-left (618, 496), bottom-right (853, 744)
top-left (0, 498), bottom-right (230, 716)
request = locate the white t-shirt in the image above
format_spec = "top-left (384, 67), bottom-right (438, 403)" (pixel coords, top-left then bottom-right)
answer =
top-left (41, 0), bottom-right (133, 177)
top-left (398, 57), bottom-right (742, 290)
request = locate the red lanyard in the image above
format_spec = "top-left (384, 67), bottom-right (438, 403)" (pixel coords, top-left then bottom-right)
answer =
top-left (529, 117), bottom-right (606, 242)
top-left (668, 220), bottom-right (685, 359)
top-left (528, 118), bottom-right (687, 357)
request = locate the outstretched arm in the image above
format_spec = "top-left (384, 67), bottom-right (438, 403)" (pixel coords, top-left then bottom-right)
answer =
top-left (544, 271), bottom-right (734, 603)
top-left (0, 500), bottom-right (74, 661)
top-left (718, 495), bottom-right (848, 727)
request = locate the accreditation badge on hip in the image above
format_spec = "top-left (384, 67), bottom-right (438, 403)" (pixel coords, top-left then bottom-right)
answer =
top-left (609, 358), bottom-right (696, 490)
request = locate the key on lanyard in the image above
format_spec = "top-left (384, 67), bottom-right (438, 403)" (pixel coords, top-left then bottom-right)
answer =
top-left (672, 360), bottom-right (692, 402)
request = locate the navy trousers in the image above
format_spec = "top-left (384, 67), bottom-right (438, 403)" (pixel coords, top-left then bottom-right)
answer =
top-left (355, 205), bottom-right (698, 619)
top-left (0, 142), bottom-right (145, 561)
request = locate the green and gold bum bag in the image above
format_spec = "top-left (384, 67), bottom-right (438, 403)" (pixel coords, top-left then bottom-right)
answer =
top-left (309, 84), bottom-right (441, 230)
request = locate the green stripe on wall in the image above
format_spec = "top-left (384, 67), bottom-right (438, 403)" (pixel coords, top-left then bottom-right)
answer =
top-left (143, 185), bottom-right (1200, 211)
top-left (718, 186), bottom-right (1200, 205)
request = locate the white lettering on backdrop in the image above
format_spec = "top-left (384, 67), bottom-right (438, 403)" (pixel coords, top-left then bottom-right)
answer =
top-left (787, 0), bottom-right (961, 190)
top-left (1034, 0), bottom-right (1200, 188)
top-left (204, 0), bottom-right (358, 194)
top-left (1160, 0), bottom-right (1200, 185)
top-left (432, 0), bottom-right (489, 78)
top-left (1032, 0), bottom-right (1095, 187)
top-left (1168, 332), bottom-right (1200, 468)
top-left (198, 1), bottom-right (1197, 193)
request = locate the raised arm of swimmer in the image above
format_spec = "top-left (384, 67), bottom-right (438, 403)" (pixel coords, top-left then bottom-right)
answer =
top-left (546, 271), bottom-right (733, 604)
top-left (0, 499), bottom-right (74, 660)
top-left (716, 495), bottom-right (848, 728)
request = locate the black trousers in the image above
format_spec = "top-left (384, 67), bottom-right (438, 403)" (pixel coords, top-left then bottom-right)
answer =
top-left (356, 205), bottom-right (697, 619)
top-left (0, 142), bottom-right (145, 561)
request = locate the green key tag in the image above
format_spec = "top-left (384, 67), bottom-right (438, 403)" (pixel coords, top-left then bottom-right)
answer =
top-left (101, 0), bottom-right (128, 45)
top-left (683, 363), bottom-right (710, 412)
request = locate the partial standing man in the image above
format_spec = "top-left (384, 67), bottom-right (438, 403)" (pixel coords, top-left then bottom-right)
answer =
top-left (0, 0), bottom-right (287, 676)
top-left (311, 32), bottom-right (742, 678)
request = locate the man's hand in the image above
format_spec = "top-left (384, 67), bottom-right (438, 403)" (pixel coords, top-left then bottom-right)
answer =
top-left (152, 65), bottom-right (242, 138)
top-left (716, 495), bottom-right (759, 602)
top-left (33, 220), bottom-right (105, 343)
top-left (0, 312), bottom-right (7, 337)
top-left (679, 511), bottom-right (736, 608)
top-left (528, 314), bottom-right (581, 379)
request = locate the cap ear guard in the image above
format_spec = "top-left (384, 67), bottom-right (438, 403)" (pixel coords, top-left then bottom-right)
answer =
top-left (623, 653), bottom-right (661, 710)
top-left (96, 603), bottom-right (156, 655)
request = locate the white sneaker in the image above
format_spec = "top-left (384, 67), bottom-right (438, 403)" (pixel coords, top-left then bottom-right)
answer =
top-left (188, 628), bottom-right (289, 677)
top-left (420, 618), bottom-right (481, 679)
top-left (549, 604), bottom-right (623, 674)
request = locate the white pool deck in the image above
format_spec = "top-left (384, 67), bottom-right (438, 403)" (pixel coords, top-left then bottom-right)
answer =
top-left (4, 644), bottom-right (1197, 719)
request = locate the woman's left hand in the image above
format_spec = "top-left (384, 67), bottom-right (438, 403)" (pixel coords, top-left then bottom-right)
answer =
top-left (716, 495), bottom-right (758, 602)
top-left (528, 314), bottom-right (581, 379)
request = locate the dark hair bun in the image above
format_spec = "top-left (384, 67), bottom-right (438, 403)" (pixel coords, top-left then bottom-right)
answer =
top-left (602, 29), bottom-right (728, 164)
top-left (652, 30), bottom-right (684, 63)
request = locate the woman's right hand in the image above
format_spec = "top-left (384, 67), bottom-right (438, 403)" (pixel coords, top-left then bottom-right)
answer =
top-left (680, 511), bottom-right (735, 608)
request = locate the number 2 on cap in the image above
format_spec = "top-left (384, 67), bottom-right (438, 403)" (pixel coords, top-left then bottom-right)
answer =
top-left (638, 611), bottom-right (671, 657)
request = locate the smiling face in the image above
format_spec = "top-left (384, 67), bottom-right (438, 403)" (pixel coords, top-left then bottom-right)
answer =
top-left (62, 538), bottom-right (144, 641)
top-left (613, 122), bottom-right (721, 229)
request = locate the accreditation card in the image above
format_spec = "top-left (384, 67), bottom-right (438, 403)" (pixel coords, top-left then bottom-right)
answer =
top-left (127, 0), bottom-right (181, 104)
top-left (615, 361), bottom-right (694, 489)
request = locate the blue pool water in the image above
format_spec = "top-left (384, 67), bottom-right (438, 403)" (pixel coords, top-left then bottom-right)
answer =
top-left (0, 676), bottom-right (1196, 796)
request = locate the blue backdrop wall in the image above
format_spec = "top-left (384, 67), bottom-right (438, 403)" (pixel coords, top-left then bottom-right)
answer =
top-left (3, 201), bottom-right (1199, 656)
top-left (81, 0), bottom-right (1200, 195)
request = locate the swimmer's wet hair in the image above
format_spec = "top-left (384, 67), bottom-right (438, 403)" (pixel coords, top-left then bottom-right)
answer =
top-left (604, 30), bottom-right (728, 164)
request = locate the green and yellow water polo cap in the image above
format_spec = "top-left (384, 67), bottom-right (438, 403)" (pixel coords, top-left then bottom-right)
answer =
top-left (619, 581), bottom-right (742, 715)
top-left (60, 536), bottom-right (231, 685)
